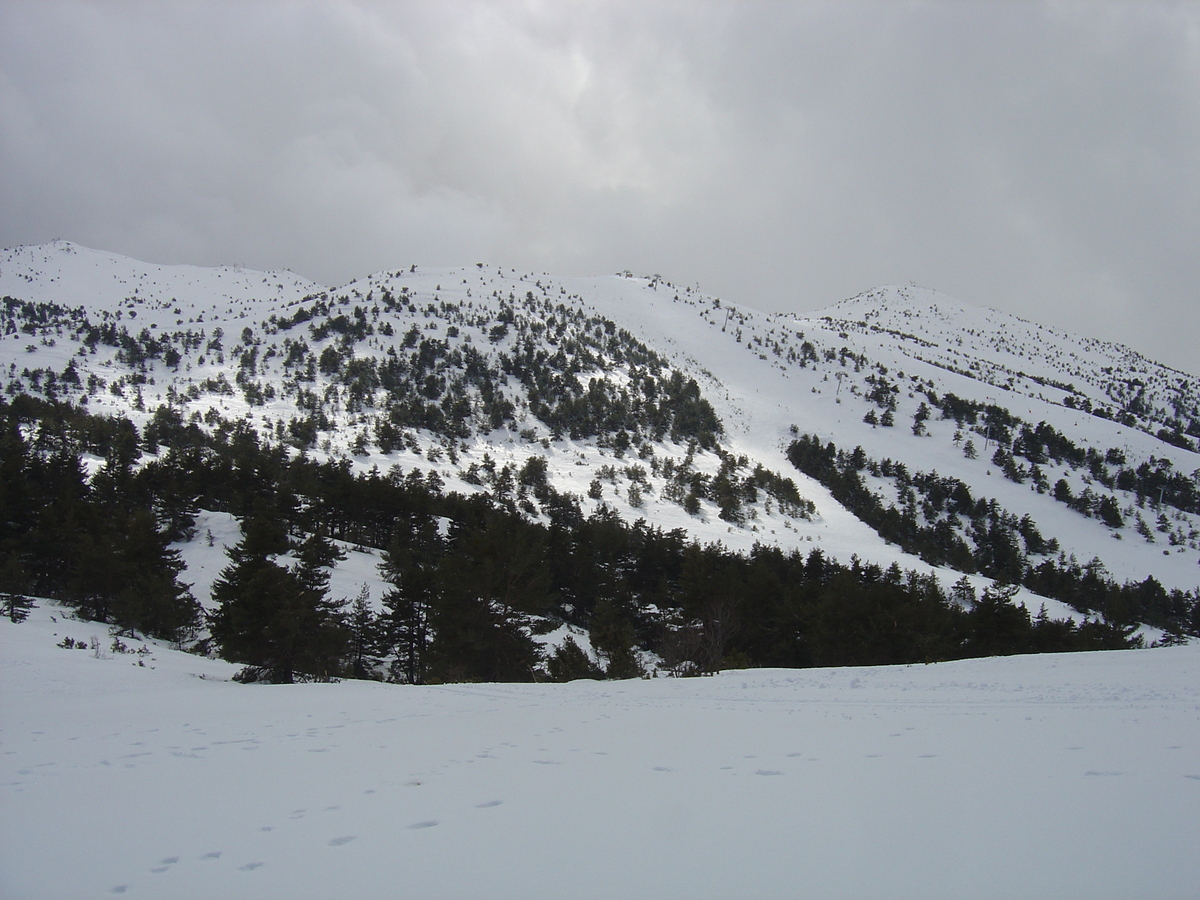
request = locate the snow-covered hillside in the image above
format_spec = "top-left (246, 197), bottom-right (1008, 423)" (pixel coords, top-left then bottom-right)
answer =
top-left (3, 601), bottom-right (1198, 900)
top-left (3, 242), bottom-right (1199, 897)
top-left (1, 240), bottom-right (1196, 625)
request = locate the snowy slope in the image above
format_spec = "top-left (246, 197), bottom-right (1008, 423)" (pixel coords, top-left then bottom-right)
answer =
top-left (787, 286), bottom-right (1200, 590)
top-left (818, 285), bottom-right (1198, 421)
top-left (0, 239), bottom-right (321, 316)
top-left (4, 245), bottom-right (1199, 897)
top-left (3, 601), bottom-right (1199, 900)
top-left (1, 241), bottom-right (1197, 609)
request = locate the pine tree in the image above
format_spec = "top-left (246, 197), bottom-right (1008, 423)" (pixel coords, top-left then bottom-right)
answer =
top-left (0, 552), bottom-right (34, 623)
top-left (546, 636), bottom-right (603, 681)
top-left (106, 506), bottom-right (201, 642)
top-left (911, 402), bottom-right (930, 436)
top-left (423, 514), bottom-right (547, 682)
top-left (965, 582), bottom-right (1029, 657)
top-left (379, 514), bottom-right (445, 684)
top-left (210, 512), bottom-right (347, 683)
top-left (589, 594), bottom-right (643, 679)
top-left (345, 586), bottom-right (380, 680)
top-left (949, 574), bottom-right (976, 607)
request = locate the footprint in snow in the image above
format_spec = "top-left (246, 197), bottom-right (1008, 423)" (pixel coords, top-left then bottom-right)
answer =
top-left (475, 800), bottom-right (503, 808)
top-left (110, 886), bottom-right (128, 894)
top-left (328, 836), bottom-right (356, 846)
top-left (755, 769), bottom-right (783, 776)
top-left (240, 862), bottom-right (264, 871)
top-left (201, 851), bottom-right (222, 860)
top-left (409, 820), bottom-right (439, 829)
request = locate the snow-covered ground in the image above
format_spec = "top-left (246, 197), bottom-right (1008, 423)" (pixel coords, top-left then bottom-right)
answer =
top-left (4, 603), bottom-right (1198, 900)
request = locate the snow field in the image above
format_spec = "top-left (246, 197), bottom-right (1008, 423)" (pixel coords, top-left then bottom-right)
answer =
top-left (3, 604), bottom-right (1199, 900)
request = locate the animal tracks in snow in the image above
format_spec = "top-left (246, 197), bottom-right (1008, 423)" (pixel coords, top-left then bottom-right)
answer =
top-left (111, 780), bottom-right (516, 895)
top-left (8, 610), bottom-right (1194, 900)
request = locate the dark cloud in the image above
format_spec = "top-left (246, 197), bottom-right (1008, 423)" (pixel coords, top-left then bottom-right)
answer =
top-left (1, 0), bottom-right (1196, 371)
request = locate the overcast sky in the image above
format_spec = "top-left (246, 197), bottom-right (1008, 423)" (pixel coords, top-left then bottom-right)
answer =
top-left (1, 1), bottom-right (1197, 372)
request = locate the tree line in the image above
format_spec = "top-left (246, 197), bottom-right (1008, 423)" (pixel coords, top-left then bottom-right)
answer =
top-left (787, 433), bottom-right (1199, 638)
top-left (0, 394), bottom-right (1149, 683)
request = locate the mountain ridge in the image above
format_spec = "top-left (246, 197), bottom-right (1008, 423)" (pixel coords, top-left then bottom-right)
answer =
top-left (1, 241), bottom-right (1197, 650)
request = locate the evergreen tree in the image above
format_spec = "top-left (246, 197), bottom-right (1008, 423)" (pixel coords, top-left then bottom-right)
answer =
top-left (949, 574), bottom-right (976, 607)
top-left (379, 514), bottom-right (445, 684)
top-left (546, 636), bottom-right (603, 681)
top-left (105, 507), bottom-right (201, 642)
top-left (292, 528), bottom-right (346, 592)
top-left (965, 582), bottom-right (1029, 656)
top-left (911, 402), bottom-right (930, 436)
top-left (589, 593), bottom-right (643, 678)
top-left (209, 512), bottom-right (347, 683)
top-left (676, 545), bottom-right (745, 672)
top-left (345, 585), bottom-right (381, 680)
top-left (0, 552), bottom-right (34, 623)
top-left (423, 514), bottom-right (547, 682)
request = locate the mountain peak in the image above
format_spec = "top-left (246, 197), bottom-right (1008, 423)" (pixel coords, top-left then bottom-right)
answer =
top-left (818, 284), bottom-right (1015, 329)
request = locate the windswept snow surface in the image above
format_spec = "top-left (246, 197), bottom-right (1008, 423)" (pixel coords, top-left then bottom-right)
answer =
top-left (3, 605), bottom-right (1199, 900)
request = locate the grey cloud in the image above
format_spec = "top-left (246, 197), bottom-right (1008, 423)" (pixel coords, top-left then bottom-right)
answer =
top-left (1, 0), bottom-right (1196, 371)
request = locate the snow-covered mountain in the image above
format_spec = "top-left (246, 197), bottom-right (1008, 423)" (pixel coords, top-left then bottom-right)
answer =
top-left (8, 242), bottom-right (1200, 900)
top-left (1, 240), bottom-right (1198, 635)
